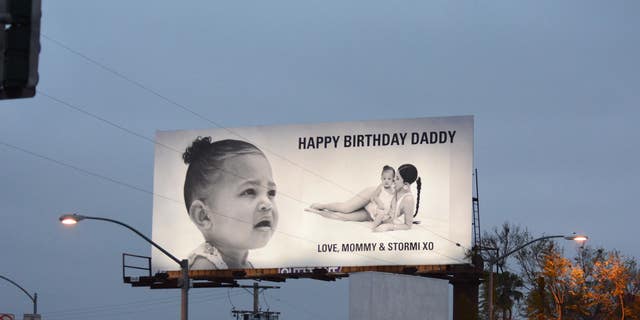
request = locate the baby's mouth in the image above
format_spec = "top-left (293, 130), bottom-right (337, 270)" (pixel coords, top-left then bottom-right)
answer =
top-left (254, 220), bottom-right (272, 230)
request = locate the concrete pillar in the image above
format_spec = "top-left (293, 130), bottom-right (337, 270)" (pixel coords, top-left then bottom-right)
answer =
top-left (350, 272), bottom-right (449, 320)
top-left (450, 270), bottom-right (481, 320)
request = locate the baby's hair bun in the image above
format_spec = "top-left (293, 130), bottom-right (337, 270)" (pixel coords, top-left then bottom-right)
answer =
top-left (183, 136), bottom-right (212, 164)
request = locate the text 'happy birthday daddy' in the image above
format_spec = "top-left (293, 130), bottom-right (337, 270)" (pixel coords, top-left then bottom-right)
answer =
top-left (298, 131), bottom-right (457, 150)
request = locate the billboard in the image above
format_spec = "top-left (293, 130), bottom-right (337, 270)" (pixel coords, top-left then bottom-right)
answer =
top-left (151, 116), bottom-right (473, 272)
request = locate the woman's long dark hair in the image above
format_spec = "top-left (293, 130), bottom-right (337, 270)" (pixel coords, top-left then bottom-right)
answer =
top-left (397, 164), bottom-right (421, 217)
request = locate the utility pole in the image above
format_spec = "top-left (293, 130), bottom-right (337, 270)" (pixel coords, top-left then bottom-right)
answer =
top-left (231, 283), bottom-right (281, 320)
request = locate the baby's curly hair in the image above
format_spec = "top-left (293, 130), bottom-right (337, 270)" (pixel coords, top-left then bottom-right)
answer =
top-left (183, 137), bottom-right (264, 211)
top-left (381, 165), bottom-right (395, 176)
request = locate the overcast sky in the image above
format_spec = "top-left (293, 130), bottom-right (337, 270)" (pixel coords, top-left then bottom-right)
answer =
top-left (1, 0), bottom-right (638, 319)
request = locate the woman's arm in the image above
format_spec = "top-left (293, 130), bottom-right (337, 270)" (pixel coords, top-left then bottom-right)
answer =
top-left (401, 199), bottom-right (414, 226)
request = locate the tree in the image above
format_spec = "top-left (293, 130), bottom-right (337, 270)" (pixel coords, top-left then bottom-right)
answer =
top-left (494, 271), bottom-right (525, 320)
top-left (479, 222), bottom-right (530, 320)
top-left (522, 245), bottom-right (640, 320)
top-left (522, 243), bottom-right (565, 319)
top-left (591, 251), bottom-right (632, 319)
top-left (479, 222), bottom-right (640, 320)
top-left (625, 260), bottom-right (640, 320)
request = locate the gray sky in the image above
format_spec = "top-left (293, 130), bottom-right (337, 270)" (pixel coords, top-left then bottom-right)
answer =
top-left (1, 0), bottom-right (638, 319)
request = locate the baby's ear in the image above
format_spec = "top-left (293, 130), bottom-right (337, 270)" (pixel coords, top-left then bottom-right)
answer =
top-left (188, 200), bottom-right (212, 229)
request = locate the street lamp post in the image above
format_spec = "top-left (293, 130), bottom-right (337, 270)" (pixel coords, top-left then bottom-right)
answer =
top-left (0, 275), bottom-right (38, 315)
top-left (487, 234), bottom-right (588, 320)
top-left (59, 213), bottom-right (190, 320)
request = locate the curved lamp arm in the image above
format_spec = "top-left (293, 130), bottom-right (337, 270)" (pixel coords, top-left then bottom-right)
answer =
top-left (491, 234), bottom-right (588, 264)
top-left (486, 233), bottom-right (587, 320)
top-left (59, 213), bottom-right (182, 266)
top-left (0, 275), bottom-right (37, 314)
top-left (59, 213), bottom-right (190, 320)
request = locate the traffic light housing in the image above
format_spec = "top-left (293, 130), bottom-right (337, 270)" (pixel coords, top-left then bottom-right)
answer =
top-left (0, 0), bottom-right (41, 100)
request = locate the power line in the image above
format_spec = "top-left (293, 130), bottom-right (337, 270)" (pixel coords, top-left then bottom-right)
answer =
top-left (35, 90), bottom-right (469, 264)
top-left (266, 291), bottom-right (325, 320)
top-left (38, 33), bottom-right (469, 263)
top-left (44, 290), bottom-right (239, 317)
top-left (261, 289), bottom-right (271, 310)
top-left (41, 33), bottom-right (359, 196)
top-left (2, 133), bottom-right (467, 266)
top-left (38, 90), bottom-right (308, 207)
top-left (227, 288), bottom-right (236, 310)
top-left (0, 139), bottom-right (424, 266)
top-left (44, 30), bottom-right (470, 255)
top-left (0, 139), bottom-right (167, 201)
top-left (43, 290), bottom-right (246, 320)
top-left (40, 91), bottom-right (180, 153)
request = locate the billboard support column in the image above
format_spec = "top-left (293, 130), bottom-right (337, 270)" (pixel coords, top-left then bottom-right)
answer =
top-left (253, 282), bottom-right (259, 313)
top-left (450, 267), bottom-right (481, 320)
top-left (180, 259), bottom-right (189, 320)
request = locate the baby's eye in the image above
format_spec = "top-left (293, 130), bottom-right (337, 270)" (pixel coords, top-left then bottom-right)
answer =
top-left (241, 188), bottom-right (256, 196)
top-left (268, 190), bottom-right (277, 197)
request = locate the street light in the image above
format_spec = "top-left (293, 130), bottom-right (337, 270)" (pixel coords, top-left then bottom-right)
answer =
top-left (59, 213), bottom-right (190, 320)
top-left (0, 275), bottom-right (38, 315)
top-left (487, 233), bottom-right (588, 320)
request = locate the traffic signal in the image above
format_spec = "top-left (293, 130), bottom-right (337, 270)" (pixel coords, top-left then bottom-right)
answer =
top-left (0, 0), bottom-right (41, 100)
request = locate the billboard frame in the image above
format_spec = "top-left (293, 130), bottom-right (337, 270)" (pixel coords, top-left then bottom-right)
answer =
top-left (123, 260), bottom-right (484, 320)
top-left (123, 262), bottom-right (481, 288)
top-left (152, 115), bottom-right (475, 272)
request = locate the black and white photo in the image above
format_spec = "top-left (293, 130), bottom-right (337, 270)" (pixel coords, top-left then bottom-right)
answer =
top-left (151, 116), bottom-right (474, 271)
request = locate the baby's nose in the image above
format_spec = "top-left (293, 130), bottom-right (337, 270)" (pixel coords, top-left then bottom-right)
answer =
top-left (258, 201), bottom-right (272, 211)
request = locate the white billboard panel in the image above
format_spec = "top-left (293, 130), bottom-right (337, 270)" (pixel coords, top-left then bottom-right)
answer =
top-left (152, 116), bottom-right (473, 271)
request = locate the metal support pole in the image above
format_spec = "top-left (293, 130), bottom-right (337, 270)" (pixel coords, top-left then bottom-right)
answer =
top-left (488, 263), bottom-right (494, 320)
top-left (181, 259), bottom-right (189, 320)
top-left (488, 235), bottom-right (573, 320)
top-left (0, 275), bottom-right (37, 316)
top-left (59, 214), bottom-right (189, 320)
top-left (253, 282), bottom-right (259, 314)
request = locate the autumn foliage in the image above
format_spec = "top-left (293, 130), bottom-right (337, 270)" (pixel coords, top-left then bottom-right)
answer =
top-left (481, 223), bottom-right (639, 320)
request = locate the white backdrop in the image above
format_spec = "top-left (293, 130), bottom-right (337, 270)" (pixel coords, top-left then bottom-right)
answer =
top-left (151, 116), bottom-right (473, 271)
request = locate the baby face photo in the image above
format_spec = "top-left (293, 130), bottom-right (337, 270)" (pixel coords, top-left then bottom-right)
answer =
top-left (179, 138), bottom-right (278, 269)
top-left (200, 152), bottom-right (278, 250)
